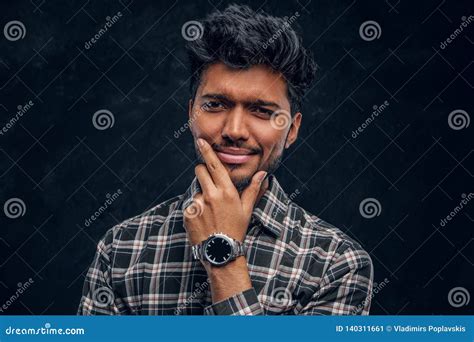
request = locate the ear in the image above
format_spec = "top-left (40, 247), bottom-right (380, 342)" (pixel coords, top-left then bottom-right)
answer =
top-left (285, 112), bottom-right (302, 149)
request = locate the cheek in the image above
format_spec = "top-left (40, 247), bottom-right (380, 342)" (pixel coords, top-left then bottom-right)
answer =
top-left (192, 114), bottom-right (222, 138)
top-left (251, 125), bottom-right (286, 160)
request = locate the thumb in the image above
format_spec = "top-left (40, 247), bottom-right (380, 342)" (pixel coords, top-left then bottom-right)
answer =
top-left (240, 171), bottom-right (268, 217)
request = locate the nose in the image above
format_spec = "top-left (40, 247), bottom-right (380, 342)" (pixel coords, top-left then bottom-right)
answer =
top-left (221, 106), bottom-right (250, 142)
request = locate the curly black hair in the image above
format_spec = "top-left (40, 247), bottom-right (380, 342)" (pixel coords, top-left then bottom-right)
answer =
top-left (185, 4), bottom-right (317, 114)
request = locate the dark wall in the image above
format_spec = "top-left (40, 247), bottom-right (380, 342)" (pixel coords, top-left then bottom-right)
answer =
top-left (0, 0), bottom-right (472, 315)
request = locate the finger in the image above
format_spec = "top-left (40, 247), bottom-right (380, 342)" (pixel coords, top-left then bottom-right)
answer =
top-left (240, 171), bottom-right (267, 217)
top-left (196, 138), bottom-right (232, 188)
top-left (195, 164), bottom-right (217, 194)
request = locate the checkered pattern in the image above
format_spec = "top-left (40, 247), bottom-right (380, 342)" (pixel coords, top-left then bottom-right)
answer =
top-left (77, 174), bottom-right (373, 315)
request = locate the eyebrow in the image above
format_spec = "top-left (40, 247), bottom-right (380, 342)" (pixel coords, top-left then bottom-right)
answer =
top-left (201, 93), bottom-right (281, 109)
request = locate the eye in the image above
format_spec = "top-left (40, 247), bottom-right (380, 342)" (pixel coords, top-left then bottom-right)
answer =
top-left (251, 107), bottom-right (274, 118)
top-left (201, 101), bottom-right (225, 112)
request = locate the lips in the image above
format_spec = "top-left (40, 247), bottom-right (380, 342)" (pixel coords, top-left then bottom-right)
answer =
top-left (214, 147), bottom-right (257, 165)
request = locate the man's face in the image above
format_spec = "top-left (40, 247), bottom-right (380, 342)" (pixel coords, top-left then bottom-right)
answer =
top-left (189, 62), bottom-right (302, 192)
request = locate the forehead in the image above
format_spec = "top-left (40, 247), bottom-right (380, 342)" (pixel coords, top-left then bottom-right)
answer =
top-left (198, 62), bottom-right (290, 107)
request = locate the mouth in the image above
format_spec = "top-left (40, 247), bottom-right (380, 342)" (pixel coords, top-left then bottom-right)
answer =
top-left (214, 147), bottom-right (258, 165)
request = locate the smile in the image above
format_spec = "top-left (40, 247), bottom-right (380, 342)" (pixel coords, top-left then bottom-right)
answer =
top-left (214, 147), bottom-right (257, 165)
top-left (216, 152), bottom-right (256, 164)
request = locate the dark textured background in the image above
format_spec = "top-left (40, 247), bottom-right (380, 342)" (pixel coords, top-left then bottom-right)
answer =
top-left (0, 0), bottom-right (472, 315)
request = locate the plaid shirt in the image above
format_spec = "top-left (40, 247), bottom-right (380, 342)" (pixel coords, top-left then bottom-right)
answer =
top-left (77, 174), bottom-right (373, 315)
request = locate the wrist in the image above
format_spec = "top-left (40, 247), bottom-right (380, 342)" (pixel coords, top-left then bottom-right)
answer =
top-left (205, 256), bottom-right (252, 303)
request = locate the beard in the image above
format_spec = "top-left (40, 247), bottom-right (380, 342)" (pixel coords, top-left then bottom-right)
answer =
top-left (230, 152), bottom-right (283, 192)
top-left (193, 143), bottom-right (286, 193)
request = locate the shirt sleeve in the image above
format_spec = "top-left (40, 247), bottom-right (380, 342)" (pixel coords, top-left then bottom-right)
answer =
top-left (299, 245), bottom-right (374, 315)
top-left (77, 229), bottom-right (122, 315)
top-left (203, 288), bottom-right (264, 315)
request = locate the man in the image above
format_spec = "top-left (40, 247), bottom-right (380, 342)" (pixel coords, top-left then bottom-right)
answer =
top-left (78, 4), bottom-right (373, 315)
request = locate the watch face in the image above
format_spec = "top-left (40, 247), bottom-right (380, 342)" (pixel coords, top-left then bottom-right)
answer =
top-left (204, 236), bottom-right (233, 265)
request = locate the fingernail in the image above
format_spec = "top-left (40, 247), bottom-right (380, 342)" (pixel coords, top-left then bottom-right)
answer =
top-left (258, 172), bottom-right (268, 183)
top-left (197, 138), bottom-right (205, 148)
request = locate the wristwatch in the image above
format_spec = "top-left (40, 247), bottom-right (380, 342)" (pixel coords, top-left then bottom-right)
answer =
top-left (192, 232), bottom-right (245, 266)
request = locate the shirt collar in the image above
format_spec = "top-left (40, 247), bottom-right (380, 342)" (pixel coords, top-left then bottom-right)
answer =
top-left (181, 174), bottom-right (290, 239)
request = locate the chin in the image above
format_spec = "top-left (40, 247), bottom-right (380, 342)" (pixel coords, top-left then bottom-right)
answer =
top-left (227, 169), bottom-right (253, 191)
